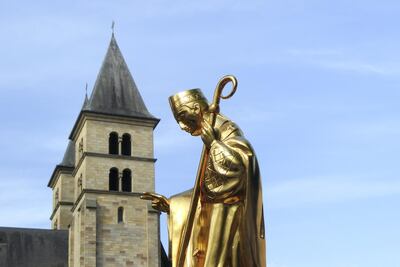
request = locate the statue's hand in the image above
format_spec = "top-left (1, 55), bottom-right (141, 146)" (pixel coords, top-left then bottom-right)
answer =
top-left (140, 192), bottom-right (170, 214)
top-left (201, 119), bottom-right (217, 148)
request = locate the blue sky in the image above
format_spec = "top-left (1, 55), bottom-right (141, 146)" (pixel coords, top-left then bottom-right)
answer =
top-left (0, 1), bottom-right (399, 266)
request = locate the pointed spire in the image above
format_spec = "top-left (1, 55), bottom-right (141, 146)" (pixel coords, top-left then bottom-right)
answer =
top-left (60, 140), bottom-right (75, 167)
top-left (81, 83), bottom-right (89, 110)
top-left (85, 34), bottom-right (155, 119)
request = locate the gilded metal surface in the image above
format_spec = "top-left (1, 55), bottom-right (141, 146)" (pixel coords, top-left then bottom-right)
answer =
top-left (141, 75), bottom-right (266, 267)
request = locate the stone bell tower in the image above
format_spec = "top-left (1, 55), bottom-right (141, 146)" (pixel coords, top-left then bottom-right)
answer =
top-left (48, 33), bottom-right (160, 267)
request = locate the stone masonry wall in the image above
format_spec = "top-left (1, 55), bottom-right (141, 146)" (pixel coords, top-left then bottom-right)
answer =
top-left (61, 173), bottom-right (75, 202)
top-left (51, 173), bottom-right (74, 230)
top-left (68, 115), bottom-right (159, 267)
top-left (85, 119), bottom-right (155, 158)
top-left (93, 193), bottom-right (159, 267)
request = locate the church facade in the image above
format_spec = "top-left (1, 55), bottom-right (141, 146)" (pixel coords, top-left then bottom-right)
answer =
top-left (0, 34), bottom-right (169, 267)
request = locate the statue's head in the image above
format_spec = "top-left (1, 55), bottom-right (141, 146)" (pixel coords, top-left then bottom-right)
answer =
top-left (169, 89), bottom-right (209, 136)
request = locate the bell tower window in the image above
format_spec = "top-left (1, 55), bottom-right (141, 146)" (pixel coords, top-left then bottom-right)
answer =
top-left (121, 133), bottom-right (131, 156)
top-left (122, 169), bottom-right (132, 192)
top-left (117, 207), bottom-right (124, 223)
top-left (109, 132), bottom-right (119, 155)
top-left (109, 168), bottom-right (119, 191)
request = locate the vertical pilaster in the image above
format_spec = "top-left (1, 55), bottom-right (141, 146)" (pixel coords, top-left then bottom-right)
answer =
top-left (147, 207), bottom-right (161, 267)
top-left (68, 222), bottom-right (74, 267)
top-left (83, 199), bottom-right (97, 267)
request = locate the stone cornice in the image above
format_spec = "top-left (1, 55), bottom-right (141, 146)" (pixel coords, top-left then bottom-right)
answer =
top-left (72, 152), bottom-right (156, 176)
top-left (47, 166), bottom-right (74, 188)
top-left (70, 189), bottom-right (144, 213)
top-left (49, 201), bottom-right (74, 220)
top-left (69, 110), bottom-right (160, 141)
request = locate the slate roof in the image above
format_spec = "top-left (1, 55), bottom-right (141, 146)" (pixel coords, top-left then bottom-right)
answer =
top-left (0, 227), bottom-right (68, 267)
top-left (60, 140), bottom-right (75, 167)
top-left (47, 140), bottom-right (75, 188)
top-left (0, 227), bottom-right (170, 267)
top-left (83, 33), bottom-right (156, 119)
top-left (68, 33), bottom-right (159, 140)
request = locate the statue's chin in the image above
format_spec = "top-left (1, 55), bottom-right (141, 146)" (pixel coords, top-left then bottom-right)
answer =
top-left (190, 130), bottom-right (201, 136)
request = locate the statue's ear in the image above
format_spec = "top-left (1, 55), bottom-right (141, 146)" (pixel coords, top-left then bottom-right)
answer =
top-left (192, 103), bottom-right (201, 115)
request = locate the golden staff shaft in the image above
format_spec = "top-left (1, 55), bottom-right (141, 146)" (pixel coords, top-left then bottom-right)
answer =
top-left (176, 75), bottom-right (238, 267)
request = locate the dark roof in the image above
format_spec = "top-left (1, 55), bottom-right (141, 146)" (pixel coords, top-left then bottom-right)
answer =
top-left (0, 227), bottom-right (169, 267)
top-left (68, 34), bottom-right (159, 140)
top-left (84, 33), bottom-right (156, 119)
top-left (47, 140), bottom-right (75, 188)
top-left (0, 227), bottom-right (68, 267)
top-left (60, 140), bottom-right (75, 167)
top-left (82, 93), bottom-right (89, 110)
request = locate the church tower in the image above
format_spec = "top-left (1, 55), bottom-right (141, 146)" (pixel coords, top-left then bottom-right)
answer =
top-left (48, 33), bottom-right (161, 267)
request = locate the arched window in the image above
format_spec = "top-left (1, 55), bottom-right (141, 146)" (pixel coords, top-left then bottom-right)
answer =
top-left (109, 168), bottom-right (119, 191)
top-left (122, 169), bottom-right (132, 192)
top-left (109, 132), bottom-right (119, 155)
top-left (117, 207), bottom-right (124, 223)
top-left (121, 133), bottom-right (131, 156)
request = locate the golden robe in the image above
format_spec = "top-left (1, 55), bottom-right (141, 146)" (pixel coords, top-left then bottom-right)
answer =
top-left (167, 114), bottom-right (266, 267)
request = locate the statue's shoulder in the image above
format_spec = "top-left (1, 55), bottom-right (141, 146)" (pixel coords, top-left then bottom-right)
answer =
top-left (215, 114), bottom-right (243, 141)
top-left (215, 114), bottom-right (254, 157)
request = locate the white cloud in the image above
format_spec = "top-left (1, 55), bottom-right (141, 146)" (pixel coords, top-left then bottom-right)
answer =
top-left (286, 47), bottom-right (400, 76)
top-left (338, 119), bottom-right (400, 138)
top-left (317, 60), bottom-right (400, 75)
top-left (287, 48), bottom-right (342, 57)
top-left (266, 175), bottom-right (400, 209)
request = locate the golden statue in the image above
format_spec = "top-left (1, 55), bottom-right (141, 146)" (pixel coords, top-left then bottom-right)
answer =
top-left (142, 76), bottom-right (266, 267)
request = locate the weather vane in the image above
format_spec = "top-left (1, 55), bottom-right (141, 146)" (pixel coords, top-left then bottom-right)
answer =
top-left (111, 21), bottom-right (115, 34)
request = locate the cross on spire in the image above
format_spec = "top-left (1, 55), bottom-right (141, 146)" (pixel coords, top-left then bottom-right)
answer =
top-left (111, 21), bottom-right (115, 34)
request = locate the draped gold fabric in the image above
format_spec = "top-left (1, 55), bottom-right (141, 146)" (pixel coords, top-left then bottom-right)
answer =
top-left (167, 114), bottom-right (266, 267)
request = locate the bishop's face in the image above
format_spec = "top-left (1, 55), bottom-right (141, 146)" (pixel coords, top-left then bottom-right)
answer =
top-left (175, 103), bottom-right (203, 136)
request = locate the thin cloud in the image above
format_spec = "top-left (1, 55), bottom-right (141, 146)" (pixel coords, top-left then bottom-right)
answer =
top-left (287, 48), bottom-right (342, 57)
top-left (266, 176), bottom-right (400, 209)
top-left (337, 119), bottom-right (400, 138)
top-left (317, 60), bottom-right (400, 75)
top-left (287, 48), bottom-right (400, 76)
